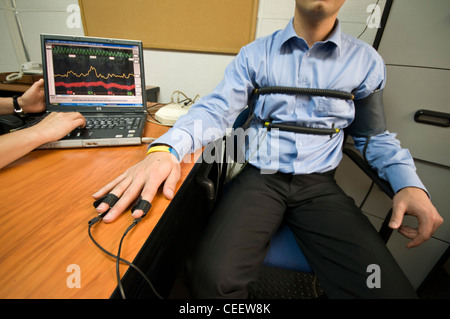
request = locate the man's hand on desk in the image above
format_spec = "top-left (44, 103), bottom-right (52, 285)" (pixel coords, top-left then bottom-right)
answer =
top-left (93, 152), bottom-right (181, 223)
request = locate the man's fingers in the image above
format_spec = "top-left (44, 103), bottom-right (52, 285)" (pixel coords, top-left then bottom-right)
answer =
top-left (398, 210), bottom-right (437, 248)
top-left (388, 205), bottom-right (405, 229)
top-left (131, 179), bottom-right (163, 218)
top-left (398, 226), bottom-right (429, 249)
top-left (101, 167), bottom-right (163, 222)
top-left (92, 174), bottom-right (133, 220)
top-left (397, 225), bottom-right (416, 239)
top-left (92, 152), bottom-right (182, 223)
top-left (101, 179), bottom-right (142, 222)
top-left (93, 193), bottom-right (119, 209)
top-left (93, 173), bottom-right (127, 200)
top-left (163, 163), bottom-right (181, 199)
top-left (131, 199), bottom-right (152, 218)
top-left (118, 190), bottom-right (155, 219)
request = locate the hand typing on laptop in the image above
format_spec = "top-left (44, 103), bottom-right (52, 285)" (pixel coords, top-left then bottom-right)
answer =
top-left (0, 80), bottom-right (86, 169)
top-left (0, 112), bottom-right (86, 169)
top-left (28, 111), bottom-right (86, 144)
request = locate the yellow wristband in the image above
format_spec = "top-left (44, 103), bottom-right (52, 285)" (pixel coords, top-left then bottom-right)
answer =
top-left (146, 145), bottom-right (171, 155)
top-left (146, 145), bottom-right (179, 160)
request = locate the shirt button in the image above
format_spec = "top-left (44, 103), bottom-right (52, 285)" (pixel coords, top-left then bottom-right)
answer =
top-left (306, 52), bottom-right (310, 57)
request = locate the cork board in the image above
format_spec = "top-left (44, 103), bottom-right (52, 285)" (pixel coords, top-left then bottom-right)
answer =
top-left (79, 0), bottom-right (259, 54)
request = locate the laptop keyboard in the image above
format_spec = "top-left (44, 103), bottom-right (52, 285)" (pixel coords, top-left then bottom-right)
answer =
top-left (85, 116), bottom-right (142, 130)
top-left (17, 114), bottom-right (142, 132)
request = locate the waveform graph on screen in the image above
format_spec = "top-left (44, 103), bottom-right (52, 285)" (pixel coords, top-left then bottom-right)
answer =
top-left (52, 45), bottom-right (136, 96)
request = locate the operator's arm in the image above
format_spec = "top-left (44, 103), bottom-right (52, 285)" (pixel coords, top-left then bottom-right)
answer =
top-left (0, 112), bottom-right (85, 169)
top-left (0, 79), bottom-right (45, 115)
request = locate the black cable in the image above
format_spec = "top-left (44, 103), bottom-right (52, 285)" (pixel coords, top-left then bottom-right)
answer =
top-left (116, 225), bottom-right (129, 298)
top-left (116, 218), bottom-right (141, 299)
top-left (356, 0), bottom-right (381, 40)
top-left (359, 181), bottom-right (375, 209)
top-left (362, 136), bottom-right (372, 162)
top-left (88, 216), bottom-right (163, 299)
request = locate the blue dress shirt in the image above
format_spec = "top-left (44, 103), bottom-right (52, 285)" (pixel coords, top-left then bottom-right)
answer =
top-left (154, 19), bottom-right (426, 194)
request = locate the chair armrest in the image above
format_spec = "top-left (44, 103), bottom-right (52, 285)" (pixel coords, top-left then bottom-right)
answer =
top-left (342, 145), bottom-right (394, 199)
top-left (342, 144), bottom-right (394, 243)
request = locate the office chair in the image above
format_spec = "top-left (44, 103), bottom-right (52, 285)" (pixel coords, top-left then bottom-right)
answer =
top-left (218, 105), bottom-right (395, 297)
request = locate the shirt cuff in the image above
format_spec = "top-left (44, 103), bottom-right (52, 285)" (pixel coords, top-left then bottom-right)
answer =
top-left (151, 128), bottom-right (193, 161)
top-left (384, 164), bottom-right (429, 197)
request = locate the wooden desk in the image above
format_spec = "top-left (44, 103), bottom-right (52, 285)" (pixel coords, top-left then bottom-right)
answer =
top-left (0, 119), bottom-right (201, 298)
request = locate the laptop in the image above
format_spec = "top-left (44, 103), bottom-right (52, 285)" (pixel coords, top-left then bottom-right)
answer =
top-left (37, 34), bottom-right (147, 148)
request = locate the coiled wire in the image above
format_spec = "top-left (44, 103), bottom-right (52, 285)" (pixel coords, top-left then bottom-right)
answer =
top-left (253, 86), bottom-right (354, 100)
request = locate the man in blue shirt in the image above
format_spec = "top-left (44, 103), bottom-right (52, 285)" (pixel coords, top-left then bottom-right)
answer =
top-left (94, 0), bottom-right (442, 298)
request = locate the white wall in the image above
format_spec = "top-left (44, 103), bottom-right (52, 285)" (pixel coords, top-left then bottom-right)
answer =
top-left (148, 0), bottom-right (386, 102)
top-left (0, 3), bottom-right (24, 73)
top-left (1, 0), bottom-right (385, 102)
top-left (0, 0), bottom-right (84, 73)
top-left (143, 50), bottom-right (234, 104)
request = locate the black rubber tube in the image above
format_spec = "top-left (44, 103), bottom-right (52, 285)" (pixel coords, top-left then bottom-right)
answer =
top-left (264, 122), bottom-right (340, 136)
top-left (254, 86), bottom-right (354, 100)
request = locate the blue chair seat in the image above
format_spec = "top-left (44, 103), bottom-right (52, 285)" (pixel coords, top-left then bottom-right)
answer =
top-left (263, 224), bottom-right (313, 273)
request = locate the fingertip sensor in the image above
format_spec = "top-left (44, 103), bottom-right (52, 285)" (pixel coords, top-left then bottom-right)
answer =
top-left (93, 193), bottom-right (119, 208)
top-left (131, 200), bottom-right (152, 217)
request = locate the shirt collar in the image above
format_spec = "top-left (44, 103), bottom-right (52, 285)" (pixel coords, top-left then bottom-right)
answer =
top-left (279, 18), bottom-right (342, 55)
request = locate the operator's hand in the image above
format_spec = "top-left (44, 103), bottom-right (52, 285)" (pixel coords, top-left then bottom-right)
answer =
top-left (0, 111), bottom-right (85, 170)
top-left (92, 151), bottom-right (181, 223)
top-left (389, 187), bottom-right (443, 248)
top-left (31, 111), bottom-right (86, 144)
top-left (19, 78), bottom-right (46, 114)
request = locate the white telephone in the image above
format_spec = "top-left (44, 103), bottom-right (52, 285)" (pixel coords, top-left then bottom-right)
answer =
top-left (6, 61), bottom-right (43, 81)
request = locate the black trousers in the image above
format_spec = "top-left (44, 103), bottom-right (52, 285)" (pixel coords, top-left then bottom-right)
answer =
top-left (186, 165), bottom-right (417, 298)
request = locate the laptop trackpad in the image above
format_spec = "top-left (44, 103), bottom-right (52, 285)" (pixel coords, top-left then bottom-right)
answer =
top-left (64, 129), bottom-right (93, 139)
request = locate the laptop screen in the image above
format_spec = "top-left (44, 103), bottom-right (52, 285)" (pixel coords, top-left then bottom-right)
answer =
top-left (41, 35), bottom-right (146, 111)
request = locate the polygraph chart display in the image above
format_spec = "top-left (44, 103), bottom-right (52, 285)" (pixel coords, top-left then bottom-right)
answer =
top-left (51, 45), bottom-right (136, 96)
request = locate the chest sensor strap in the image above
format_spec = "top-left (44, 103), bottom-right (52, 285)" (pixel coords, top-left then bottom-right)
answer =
top-left (252, 86), bottom-right (354, 137)
top-left (346, 89), bottom-right (386, 137)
